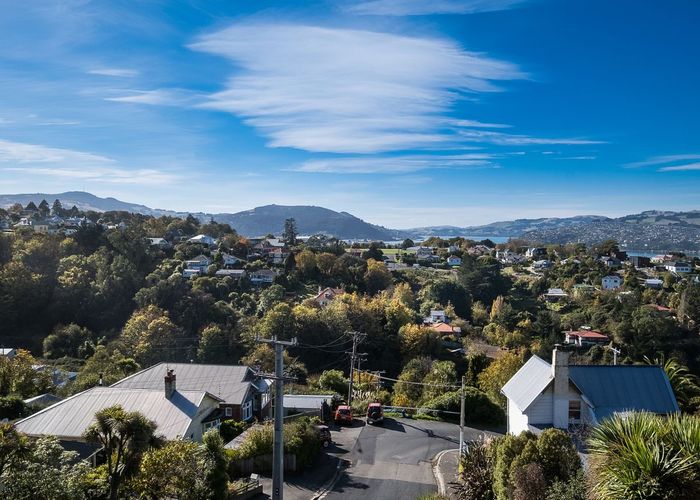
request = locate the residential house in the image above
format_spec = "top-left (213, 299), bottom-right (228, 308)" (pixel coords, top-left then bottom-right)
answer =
top-left (501, 346), bottom-right (678, 435)
top-left (222, 253), bottom-right (244, 267)
top-left (543, 288), bottom-right (568, 302)
top-left (312, 287), bottom-right (345, 307)
top-left (447, 255), bottom-right (462, 267)
top-left (532, 259), bottom-right (553, 271)
top-left (466, 245), bottom-right (491, 257)
top-left (572, 284), bottom-right (597, 298)
top-left (601, 275), bottom-right (622, 290)
top-left (183, 268), bottom-right (202, 279)
top-left (526, 247), bottom-right (547, 259)
top-left (497, 249), bottom-right (521, 264)
top-left (23, 393), bottom-right (63, 410)
top-left (112, 363), bottom-right (271, 424)
top-left (651, 254), bottom-right (673, 265)
top-left (268, 247), bottom-right (290, 265)
top-left (407, 246), bottom-right (435, 259)
top-left (14, 383), bottom-right (223, 452)
top-left (431, 322), bottom-right (461, 335)
top-left (185, 254), bottom-right (212, 272)
top-left (599, 256), bottom-right (622, 268)
top-left (283, 394), bottom-right (334, 418)
top-left (215, 269), bottom-right (246, 280)
top-left (665, 261), bottom-right (692, 273)
top-left (148, 237), bottom-right (172, 250)
top-left (1, 347), bottom-right (17, 358)
top-left (425, 310), bottom-right (446, 324)
top-left (644, 278), bottom-right (664, 289)
top-left (250, 269), bottom-right (279, 285)
top-left (564, 329), bottom-right (609, 346)
top-left (628, 255), bottom-right (651, 268)
top-left (187, 234), bottom-right (217, 247)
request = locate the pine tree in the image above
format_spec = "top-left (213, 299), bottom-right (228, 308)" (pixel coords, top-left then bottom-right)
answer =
top-left (51, 199), bottom-right (63, 216)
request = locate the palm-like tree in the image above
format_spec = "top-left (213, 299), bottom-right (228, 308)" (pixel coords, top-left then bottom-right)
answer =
top-left (645, 355), bottom-right (700, 412)
top-left (83, 405), bottom-right (158, 500)
top-left (588, 412), bottom-right (700, 499)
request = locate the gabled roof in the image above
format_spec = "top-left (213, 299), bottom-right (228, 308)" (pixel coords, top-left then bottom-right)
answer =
top-left (565, 330), bottom-right (608, 340)
top-left (569, 365), bottom-right (679, 420)
top-left (111, 363), bottom-right (257, 405)
top-left (501, 355), bottom-right (553, 412)
top-left (431, 322), bottom-right (456, 334)
top-left (14, 387), bottom-right (218, 440)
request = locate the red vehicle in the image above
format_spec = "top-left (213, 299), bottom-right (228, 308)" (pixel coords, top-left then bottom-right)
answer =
top-left (334, 405), bottom-right (353, 425)
top-left (366, 403), bottom-right (384, 425)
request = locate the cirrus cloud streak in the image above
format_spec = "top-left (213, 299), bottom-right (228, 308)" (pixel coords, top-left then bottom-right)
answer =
top-left (190, 23), bottom-right (525, 154)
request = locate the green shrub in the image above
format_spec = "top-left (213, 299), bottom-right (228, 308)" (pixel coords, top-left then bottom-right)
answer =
top-left (219, 419), bottom-right (248, 443)
top-left (227, 417), bottom-right (320, 468)
top-left (0, 396), bottom-right (27, 420)
top-left (420, 388), bottom-right (505, 425)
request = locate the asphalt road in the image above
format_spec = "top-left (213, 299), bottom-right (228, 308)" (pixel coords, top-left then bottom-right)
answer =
top-left (323, 418), bottom-right (492, 500)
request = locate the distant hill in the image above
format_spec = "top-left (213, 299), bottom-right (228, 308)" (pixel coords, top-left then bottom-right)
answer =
top-left (0, 192), bottom-right (403, 240)
top-left (404, 211), bottom-right (700, 250)
top-left (213, 205), bottom-right (403, 240)
top-left (405, 215), bottom-right (612, 239)
top-left (1, 192), bottom-right (698, 249)
top-left (0, 191), bottom-right (165, 216)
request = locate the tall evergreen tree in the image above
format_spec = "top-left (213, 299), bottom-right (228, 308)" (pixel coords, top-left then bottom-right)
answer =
top-left (283, 217), bottom-right (297, 246)
top-left (51, 199), bottom-right (63, 216)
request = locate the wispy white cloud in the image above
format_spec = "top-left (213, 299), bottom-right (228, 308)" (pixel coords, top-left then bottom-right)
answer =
top-left (88, 68), bottom-right (138, 77)
top-left (658, 162), bottom-right (700, 172)
top-left (190, 23), bottom-right (524, 154)
top-left (458, 129), bottom-right (603, 145)
top-left (625, 154), bottom-right (700, 168)
top-left (552, 156), bottom-right (596, 160)
top-left (105, 88), bottom-right (199, 106)
top-left (449, 119), bottom-right (511, 129)
top-left (4, 166), bottom-right (179, 184)
top-left (0, 138), bottom-right (177, 185)
top-left (346, 0), bottom-right (527, 16)
top-left (296, 153), bottom-right (496, 173)
top-left (0, 138), bottom-right (113, 164)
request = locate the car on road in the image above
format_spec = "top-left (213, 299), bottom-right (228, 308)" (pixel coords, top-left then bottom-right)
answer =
top-left (315, 424), bottom-right (333, 448)
top-left (366, 402), bottom-right (384, 425)
top-left (334, 405), bottom-right (353, 425)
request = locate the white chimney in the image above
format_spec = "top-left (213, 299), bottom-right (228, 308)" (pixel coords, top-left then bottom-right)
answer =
top-left (164, 369), bottom-right (176, 399)
top-left (552, 345), bottom-right (570, 429)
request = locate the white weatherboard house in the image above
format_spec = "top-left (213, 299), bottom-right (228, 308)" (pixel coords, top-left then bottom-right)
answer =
top-left (601, 275), bottom-right (622, 290)
top-left (501, 347), bottom-right (679, 435)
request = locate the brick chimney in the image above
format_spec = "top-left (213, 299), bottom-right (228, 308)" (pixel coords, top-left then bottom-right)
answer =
top-left (552, 345), bottom-right (570, 429)
top-left (164, 369), bottom-right (176, 399)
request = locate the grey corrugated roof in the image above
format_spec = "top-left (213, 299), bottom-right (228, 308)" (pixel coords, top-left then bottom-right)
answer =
top-left (14, 387), bottom-right (213, 440)
top-left (284, 394), bottom-right (334, 410)
top-left (501, 355), bottom-right (553, 412)
top-left (569, 365), bottom-right (679, 421)
top-left (112, 363), bottom-right (254, 405)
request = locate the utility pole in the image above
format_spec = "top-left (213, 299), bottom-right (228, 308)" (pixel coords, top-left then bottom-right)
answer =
top-left (346, 331), bottom-right (365, 406)
top-left (605, 345), bottom-right (621, 365)
top-left (256, 336), bottom-right (297, 500)
top-left (459, 376), bottom-right (466, 456)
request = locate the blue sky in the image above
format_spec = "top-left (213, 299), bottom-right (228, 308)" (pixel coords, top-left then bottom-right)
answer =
top-left (0, 0), bottom-right (699, 228)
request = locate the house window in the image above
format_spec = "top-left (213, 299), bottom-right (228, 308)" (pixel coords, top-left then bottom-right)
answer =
top-left (225, 407), bottom-right (232, 417)
top-left (243, 400), bottom-right (253, 421)
top-left (202, 419), bottom-right (221, 434)
top-left (569, 400), bottom-right (581, 422)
